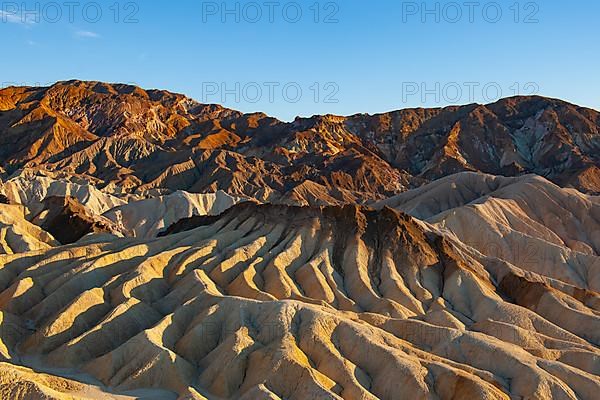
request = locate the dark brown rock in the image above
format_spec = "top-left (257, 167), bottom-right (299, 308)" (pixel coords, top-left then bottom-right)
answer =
top-left (31, 196), bottom-right (119, 245)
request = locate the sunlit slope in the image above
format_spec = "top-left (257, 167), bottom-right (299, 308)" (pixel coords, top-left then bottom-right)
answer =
top-left (0, 203), bottom-right (598, 399)
top-left (0, 203), bottom-right (58, 254)
top-left (378, 172), bottom-right (600, 291)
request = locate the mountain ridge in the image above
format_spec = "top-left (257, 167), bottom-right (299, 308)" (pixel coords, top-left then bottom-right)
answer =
top-left (1, 81), bottom-right (599, 205)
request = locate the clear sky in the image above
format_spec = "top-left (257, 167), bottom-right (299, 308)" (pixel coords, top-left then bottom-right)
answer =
top-left (1, 0), bottom-right (598, 121)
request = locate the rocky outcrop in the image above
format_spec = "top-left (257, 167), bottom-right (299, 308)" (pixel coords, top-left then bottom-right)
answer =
top-left (30, 196), bottom-right (121, 245)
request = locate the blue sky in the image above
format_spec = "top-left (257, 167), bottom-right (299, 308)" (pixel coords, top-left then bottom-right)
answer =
top-left (1, 0), bottom-right (598, 121)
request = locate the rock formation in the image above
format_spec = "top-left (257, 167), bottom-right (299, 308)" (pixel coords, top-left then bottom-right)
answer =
top-left (0, 81), bottom-right (599, 399)
top-left (103, 190), bottom-right (247, 238)
top-left (0, 203), bottom-right (598, 398)
top-left (30, 196), bottom-right (122, 245)
top-left (0, 203), bottom-right (58, 254)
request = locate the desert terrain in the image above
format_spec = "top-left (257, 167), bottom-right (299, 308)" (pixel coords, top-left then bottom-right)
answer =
top-left (0, 82), bottom-right (599, 399)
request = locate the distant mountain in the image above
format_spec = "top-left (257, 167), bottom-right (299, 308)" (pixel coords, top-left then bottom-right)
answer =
top-left (1, 81), bottom-right (599, 204)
